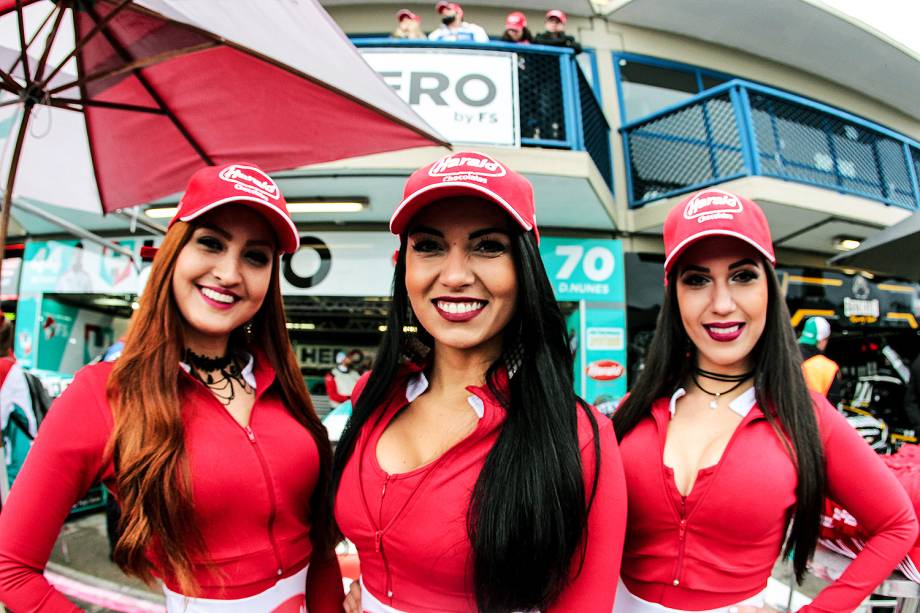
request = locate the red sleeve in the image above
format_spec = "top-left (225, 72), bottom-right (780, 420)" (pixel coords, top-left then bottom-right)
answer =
top-left (325, 373), bottom-right (349, 404)
top-left (804, 394), bottom-right (919, 612)
top-left (0, 366), bottom-right (112, 612)
top-left (550, 410), bottom-right (626, 612)
top-left (349, 372), bottom-right (371, 406)
top-left (305, 547), bottom-right (344, 612)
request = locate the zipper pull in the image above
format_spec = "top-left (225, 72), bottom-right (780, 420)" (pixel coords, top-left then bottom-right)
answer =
top-left (381, 475), bottom-right (389, 497)
top-left (245, 426), bottom-right (255, 442)
top-left (375, 530), bottom-right (383, 553)
top-left (679, 519), bottom-right (687, 538)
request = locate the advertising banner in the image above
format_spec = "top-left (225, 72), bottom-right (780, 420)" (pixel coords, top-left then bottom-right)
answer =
top-left (541, 238), bottom-right (627, 409)
top-left (539, 238), bottom-right (626, 303)
top-left (21, 239), bottom-right (143, 295)
top-left (361, 48), bottom-right (519, 147)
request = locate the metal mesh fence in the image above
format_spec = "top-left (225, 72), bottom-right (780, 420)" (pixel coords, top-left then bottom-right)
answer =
top-left (749, 92), bottom-right (916, 209)
top-left (517, 51), bottom-right (566, 142)
top-left (625, 92), bottom-right (743, 204)
top-left (577, 67), bottom-right (612, 187)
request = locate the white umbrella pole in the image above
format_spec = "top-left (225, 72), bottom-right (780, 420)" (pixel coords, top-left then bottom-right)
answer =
top-left (0, 99), bottom-right (32, 284)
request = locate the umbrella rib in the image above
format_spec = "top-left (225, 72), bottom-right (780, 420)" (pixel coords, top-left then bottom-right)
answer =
top-left (83, 4), bottom-right (213, 165)
top-left (51, 96), bottom-right (166, 114)
top-left (5, 0), bottom-right (55, 76)
top-left (14, 0), bottom-right (31, 85)
top-left (0, 73), bottom-right (20, 94)
top-left (38, 0), bottom-right (132, 90)
top-left (33, 3), bottom-right (67, 84)
top-left (47, 41), bottom-right (218, 96)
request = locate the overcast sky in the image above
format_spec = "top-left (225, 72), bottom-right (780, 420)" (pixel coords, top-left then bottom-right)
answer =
top-left (821, 0), bottom-right (920, 55)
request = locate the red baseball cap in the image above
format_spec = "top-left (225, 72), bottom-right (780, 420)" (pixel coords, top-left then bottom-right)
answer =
top-left (663, 188), bottom-right (775, 279)
top-left (390, 151), bottom-right (538, 242)
top-left (397, 8), bottom-right (420, 22)
top-left (169, 162), bottom-right (300, 253)
top-left (505, 11), bottom-right (526, 30)
top-left (436, 1), bottom-right (460, 13)
top-left (545, 9), bottom-right (567, 24)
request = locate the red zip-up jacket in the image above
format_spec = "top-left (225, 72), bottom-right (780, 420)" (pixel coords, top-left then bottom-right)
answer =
top-left (619, 387), bottom-right (918, 611)
top-left (335, 366), bottom-right (628, 612)
top-left (0, 353), bottom-right (342, 612)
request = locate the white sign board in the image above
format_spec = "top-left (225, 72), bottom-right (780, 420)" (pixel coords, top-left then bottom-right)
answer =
top-left (280, 232), bottom-right (399, 297)
top-left (360, 48), bottom-right (519, 147)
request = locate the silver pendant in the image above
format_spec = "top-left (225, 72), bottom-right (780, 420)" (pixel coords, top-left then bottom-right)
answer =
top-left (709, 399), bottom-right (719, 409)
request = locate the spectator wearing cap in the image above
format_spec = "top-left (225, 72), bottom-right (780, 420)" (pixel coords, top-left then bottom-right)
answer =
top-left (500, 11), bottom-right (533, 43)
top-left (799, 315), bottom-right (842, 404)
top-left (391, 9), bottom-right (425, 39)
top-left (428, 2), bottom-right (488, 42)
top-left (534, 9), bottom-right (582, 54)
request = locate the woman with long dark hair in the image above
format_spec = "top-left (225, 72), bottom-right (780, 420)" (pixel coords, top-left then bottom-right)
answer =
top-left (613, 188), bottom-right (917, 612)
top-left (334, 151), bottom-right (627, 612)
top-left (0, 163), bottom-right (342, 612)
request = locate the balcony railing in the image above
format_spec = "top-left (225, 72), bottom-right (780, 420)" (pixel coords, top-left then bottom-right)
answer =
top-left (351, 39), bottom-right (612, 187)
top-left (621, 79), bottom-right (920, 209)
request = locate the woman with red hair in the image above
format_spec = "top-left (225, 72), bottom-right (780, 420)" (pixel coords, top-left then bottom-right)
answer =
top-left (0, 163), bottom-right (341, 612)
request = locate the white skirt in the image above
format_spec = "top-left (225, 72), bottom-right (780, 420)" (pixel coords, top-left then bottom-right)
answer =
top-left (359, 577), bottom-right (407, 613)
top-left (613, 579), bottom-right (766, 613)
top-left (162, 565), bottom-right (308, 613)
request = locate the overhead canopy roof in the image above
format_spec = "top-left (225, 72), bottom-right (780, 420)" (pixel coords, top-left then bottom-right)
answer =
top-left (604, 0), bottom-right (920, 121)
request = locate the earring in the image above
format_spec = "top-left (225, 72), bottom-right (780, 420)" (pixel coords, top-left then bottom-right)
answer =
top-left (244, 321), bottom-right (254, 340)
top-left (504, 321), bottom-right (525, 378)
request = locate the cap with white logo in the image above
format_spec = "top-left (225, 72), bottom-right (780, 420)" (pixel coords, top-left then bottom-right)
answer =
top-left (663, 188), bottom-right (775, 279)
top-left (799, 316), bottom-right (832, 345)
top-left (169, 162), bottom-right (300, 253)
top-left (390, 151), bottom-right (538, 242)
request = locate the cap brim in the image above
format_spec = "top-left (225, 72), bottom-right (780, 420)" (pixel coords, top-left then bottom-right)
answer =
top-left (177, 196), bottom-right (300, 253)
top-left (664, 229), bottom-right (775, 277)
top-left (390, 182), bottom-right (533, 236)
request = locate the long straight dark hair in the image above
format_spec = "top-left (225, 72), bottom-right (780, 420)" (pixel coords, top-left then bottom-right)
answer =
top-left (332, 229), bottom-right (601, 612)
top-left (613, 261), bottom-right (824, 581)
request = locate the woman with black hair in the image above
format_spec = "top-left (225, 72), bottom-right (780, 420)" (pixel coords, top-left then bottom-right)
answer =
top-left (334, 151), bottom-right (627, 612)
top-left (613, 188), bottom-right (917, 612)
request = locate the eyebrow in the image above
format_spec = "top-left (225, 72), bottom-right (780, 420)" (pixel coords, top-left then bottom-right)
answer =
top-left (408, 226), bottom-right (509, 239)
top-left (729, 258), bottom-right (758, 270)
top-left (197, 223), bottom-right (275, 248)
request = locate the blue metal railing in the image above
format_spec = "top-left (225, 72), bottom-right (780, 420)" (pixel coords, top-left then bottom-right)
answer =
top-left (621, 79), bottom-right (920, 210)
top-left (351, 38), bottom-right (612, 188)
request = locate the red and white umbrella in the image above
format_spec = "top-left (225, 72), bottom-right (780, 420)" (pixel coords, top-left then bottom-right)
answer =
top-left (0, 0), bottom-right (447, 260)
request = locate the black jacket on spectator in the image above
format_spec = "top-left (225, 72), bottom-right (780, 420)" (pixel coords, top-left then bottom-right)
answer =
top-left (534, 31), bottom-right (581, 54)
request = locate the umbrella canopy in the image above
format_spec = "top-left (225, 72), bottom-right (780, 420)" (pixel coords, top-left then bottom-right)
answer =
top-left (0, 0), bottom-right (446, 218)
top-left (829, 210), bottom-right (920, 281)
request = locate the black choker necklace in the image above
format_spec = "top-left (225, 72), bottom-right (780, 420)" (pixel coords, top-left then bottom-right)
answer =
top-left (184, 349), bottom-right (234, 372)
top-left (692, 367), bottom-right (754, 410)
top-left (184, 349), bottom-right (251, 406)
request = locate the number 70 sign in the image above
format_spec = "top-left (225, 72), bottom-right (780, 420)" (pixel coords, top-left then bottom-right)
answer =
top-left (538, 238), bottom-right (625, 303)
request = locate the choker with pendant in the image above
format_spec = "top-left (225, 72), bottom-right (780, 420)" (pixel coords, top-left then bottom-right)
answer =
top-left (184, 349), bottom-right (251, 406)
top-left (692, 367), bottom-right (754, 410)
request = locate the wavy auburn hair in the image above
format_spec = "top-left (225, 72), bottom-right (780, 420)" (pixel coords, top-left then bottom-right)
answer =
top-left (106, 221), bottom-right (334, 594)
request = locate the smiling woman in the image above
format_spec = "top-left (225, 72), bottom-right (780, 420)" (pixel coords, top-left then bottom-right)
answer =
top-left (332, 151), bottom-right (628, 613)
top-left (612, 189), bottom-right (918, 613)
top-left (0, 163), bottom-right (344, 613)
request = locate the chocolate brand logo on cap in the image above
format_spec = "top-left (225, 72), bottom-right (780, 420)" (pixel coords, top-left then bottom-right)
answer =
top-left (428, 153), bottom-right (507, 178)
top-left (218, 164), bottom-right (280, 201)
top-left (683, 189), bottom-right (744, 223)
